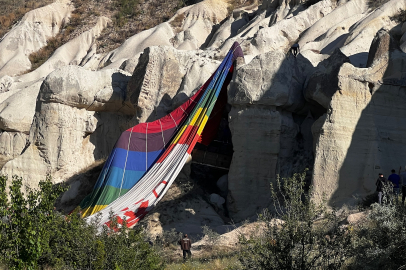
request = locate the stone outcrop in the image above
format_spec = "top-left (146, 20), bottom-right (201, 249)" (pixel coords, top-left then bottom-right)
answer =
top-left (312, 30), bottom-right (406, 207)
top-left (304, 48), bottom-right (350, 109)
top-left (0, 0), bottom-right (406, 226)
top-left (0, 0), bottom-right (73, 77)
top-left (1, 66), bottom-right (134, 186)
top-left (96, 0), bottom-right (230, 70)
top-left (17, 16), bottom-right (112, 83)
top-left (227, 51), bottom-right (315, 220)
top-left (126, 46), bottom-right (220, 123)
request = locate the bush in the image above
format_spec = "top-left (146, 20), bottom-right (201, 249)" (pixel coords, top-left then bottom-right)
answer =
top-left (351, 202), bottom-right (406, 270)
top-left (237, 171), bottom-right (353, 270)
top-left (390, 9), bottom-right (406, 23)
top-left (367, 0), bottom-right (391, 10)
top-left (0, 175), bottom-right (163, 269)
top-left (202, 225), bottom-right (220, 248)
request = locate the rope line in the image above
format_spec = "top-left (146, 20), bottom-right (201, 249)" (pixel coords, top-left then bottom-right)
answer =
top-left (159, 119), bottom-right (166, 146)
top-left (119, 128), bottom-right (132, 197)
top-left (146, 123), bottom-right (148, 171)
top-left (169, 112), bottom-right (178, 129)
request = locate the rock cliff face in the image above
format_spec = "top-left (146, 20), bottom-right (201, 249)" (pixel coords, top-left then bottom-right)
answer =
top-left (1, 0), bottom-right (406, 224)
top-left (312, 30), bottom-right (406, 207)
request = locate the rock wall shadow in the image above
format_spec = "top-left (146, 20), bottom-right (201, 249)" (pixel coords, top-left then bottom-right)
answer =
top-left (330, 31), bottom-right (406, 207)
top-left (89, 72), bottom-right (134, 161)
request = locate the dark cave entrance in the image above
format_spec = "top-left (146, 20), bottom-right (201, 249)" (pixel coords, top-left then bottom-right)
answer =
top-left (190, 104), bottom-right (233, 217)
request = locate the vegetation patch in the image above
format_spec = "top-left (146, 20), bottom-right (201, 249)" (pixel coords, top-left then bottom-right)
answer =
top-left (27, 0), bottom-right (92, 72)
top-left (0, 175), bottom-right (163, 269)
top-left (390, 9), bottom-right (406, 23)
top-left (367, 0), bottom-right (391, 10)
top-left (169, 13), bottom-right (185, 30)
top-left (235, 170), bottom-right (406, 270)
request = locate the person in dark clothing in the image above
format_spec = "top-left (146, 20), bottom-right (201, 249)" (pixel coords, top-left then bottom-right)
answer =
top-left (178, 234), bottom-right (192, 260)
top-left (291, 43), bottom-right (300, 57)
top-left (376, 173), bottom-right (388, 204)
top-left (400, 166), bottom-right (406, 205)
top-left (388, 169), bottom-right (401, 199)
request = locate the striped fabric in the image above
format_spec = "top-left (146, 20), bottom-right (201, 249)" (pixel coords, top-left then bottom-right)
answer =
top-left (82, 42), bottom-right (243, 228)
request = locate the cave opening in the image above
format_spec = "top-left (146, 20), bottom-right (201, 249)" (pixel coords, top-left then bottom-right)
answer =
top-left (190, 104), bottom-right (233, 217)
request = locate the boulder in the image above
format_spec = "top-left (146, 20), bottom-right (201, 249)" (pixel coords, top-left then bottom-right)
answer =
top-left (228, 50), bottom-right (314, 111)
top-left (210, 193), bottom-right (226, 208)
top-left (304, 48), bottom-right (350, 109)
top-left (346, 211), bottom-right (367, 225)
top-left (216, 174), bottom-right (228, 198)
top-left (39, 65), bottom-right (134, 113)
top-left (126, 46), bottom-right (220, 123)
top-left (1, 66), bottom-right (135, 186)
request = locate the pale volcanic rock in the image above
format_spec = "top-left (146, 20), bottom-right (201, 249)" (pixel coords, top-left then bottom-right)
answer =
top-left (311, 30), bottom-right (406, 207)
top-left (229, 50), bottom-right (313, 110)
top-left (339, 0), bottom-right (406, 67)
top-left (226, 49), bottom-right (314, 220)
top-left (304, 48), bottom-right (350, 109)
top-left (17, 16), bottom-right (111, 82)
top-left (98, 23), bottom-right (174, 70)
top-left (99, 0), bottom-right (231, 70)
top-left (39, 65), bottom-right (134, 113)
top-left (127, 46), bottom-right (220, 123)
top-left (0, 0), bottom-right (73, 78)
top-left (299, 0), bottom-right (368, 48)
top-left (248, 0), bottom-right (335, 55)
top-left (1, 0), bottom-right (406, 226)
top-left (1, 66), bottom-right (135, 185)
top-left (227, 107), bottom-right (280, 219)
top-left (171, 0), bottom-right (230, 50)
top-left (0, 132), bottom-right (28, 168)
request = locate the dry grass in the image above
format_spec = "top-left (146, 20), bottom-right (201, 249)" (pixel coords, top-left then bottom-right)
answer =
top-left (164, 249), bottom-right (242, 270)
top-left (227, 0), bottom-right (258, 15)
top-left (391, 9), bottom-right (406, 23)
top-left (367, 0), bottom-right (391, 10)
top-left (27, 0), bottom-right (98, 71)
top-left (20, 0), bottom-right (262, 71)
top-left (170, 13), bottom-right (185, 29)
top-left (0, 0), bottom-right (54, 39)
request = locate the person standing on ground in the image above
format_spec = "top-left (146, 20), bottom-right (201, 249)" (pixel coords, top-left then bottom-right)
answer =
top-left (388, 169), bottom-right (400, 199)
top-left (376, 173), bottom-right (387, 204)
top-left (400, 166), bottom-right (406, 205)
top-left (178, 234), bottom-right (192, 260)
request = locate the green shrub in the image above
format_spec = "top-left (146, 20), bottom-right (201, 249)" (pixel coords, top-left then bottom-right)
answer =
top-left (237, 171), bottom-right (354, 270)
top-left (351, 203), bottom-right (406, 270)
top-left (0, 175), bottom-right (163, 270)
top-left (113, 0), bottom-right (140, 27)
top-left (367, 0), bottom-right (391, 10)
top-left (202, 225), bottom-right (220, 248)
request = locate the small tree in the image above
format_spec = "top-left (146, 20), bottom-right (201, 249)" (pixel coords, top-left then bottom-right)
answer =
top-left (0, 175), bottom-right (164, 269)
top-left (202, 225), bottom-right (220, 249)
top-left (238, 171), bottom-right (354, 270)
top-left (0, 175), bottom-right (67, 269)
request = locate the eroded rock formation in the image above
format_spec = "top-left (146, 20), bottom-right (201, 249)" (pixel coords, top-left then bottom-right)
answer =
top-left (0, 0), bottom-right (406, 228)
